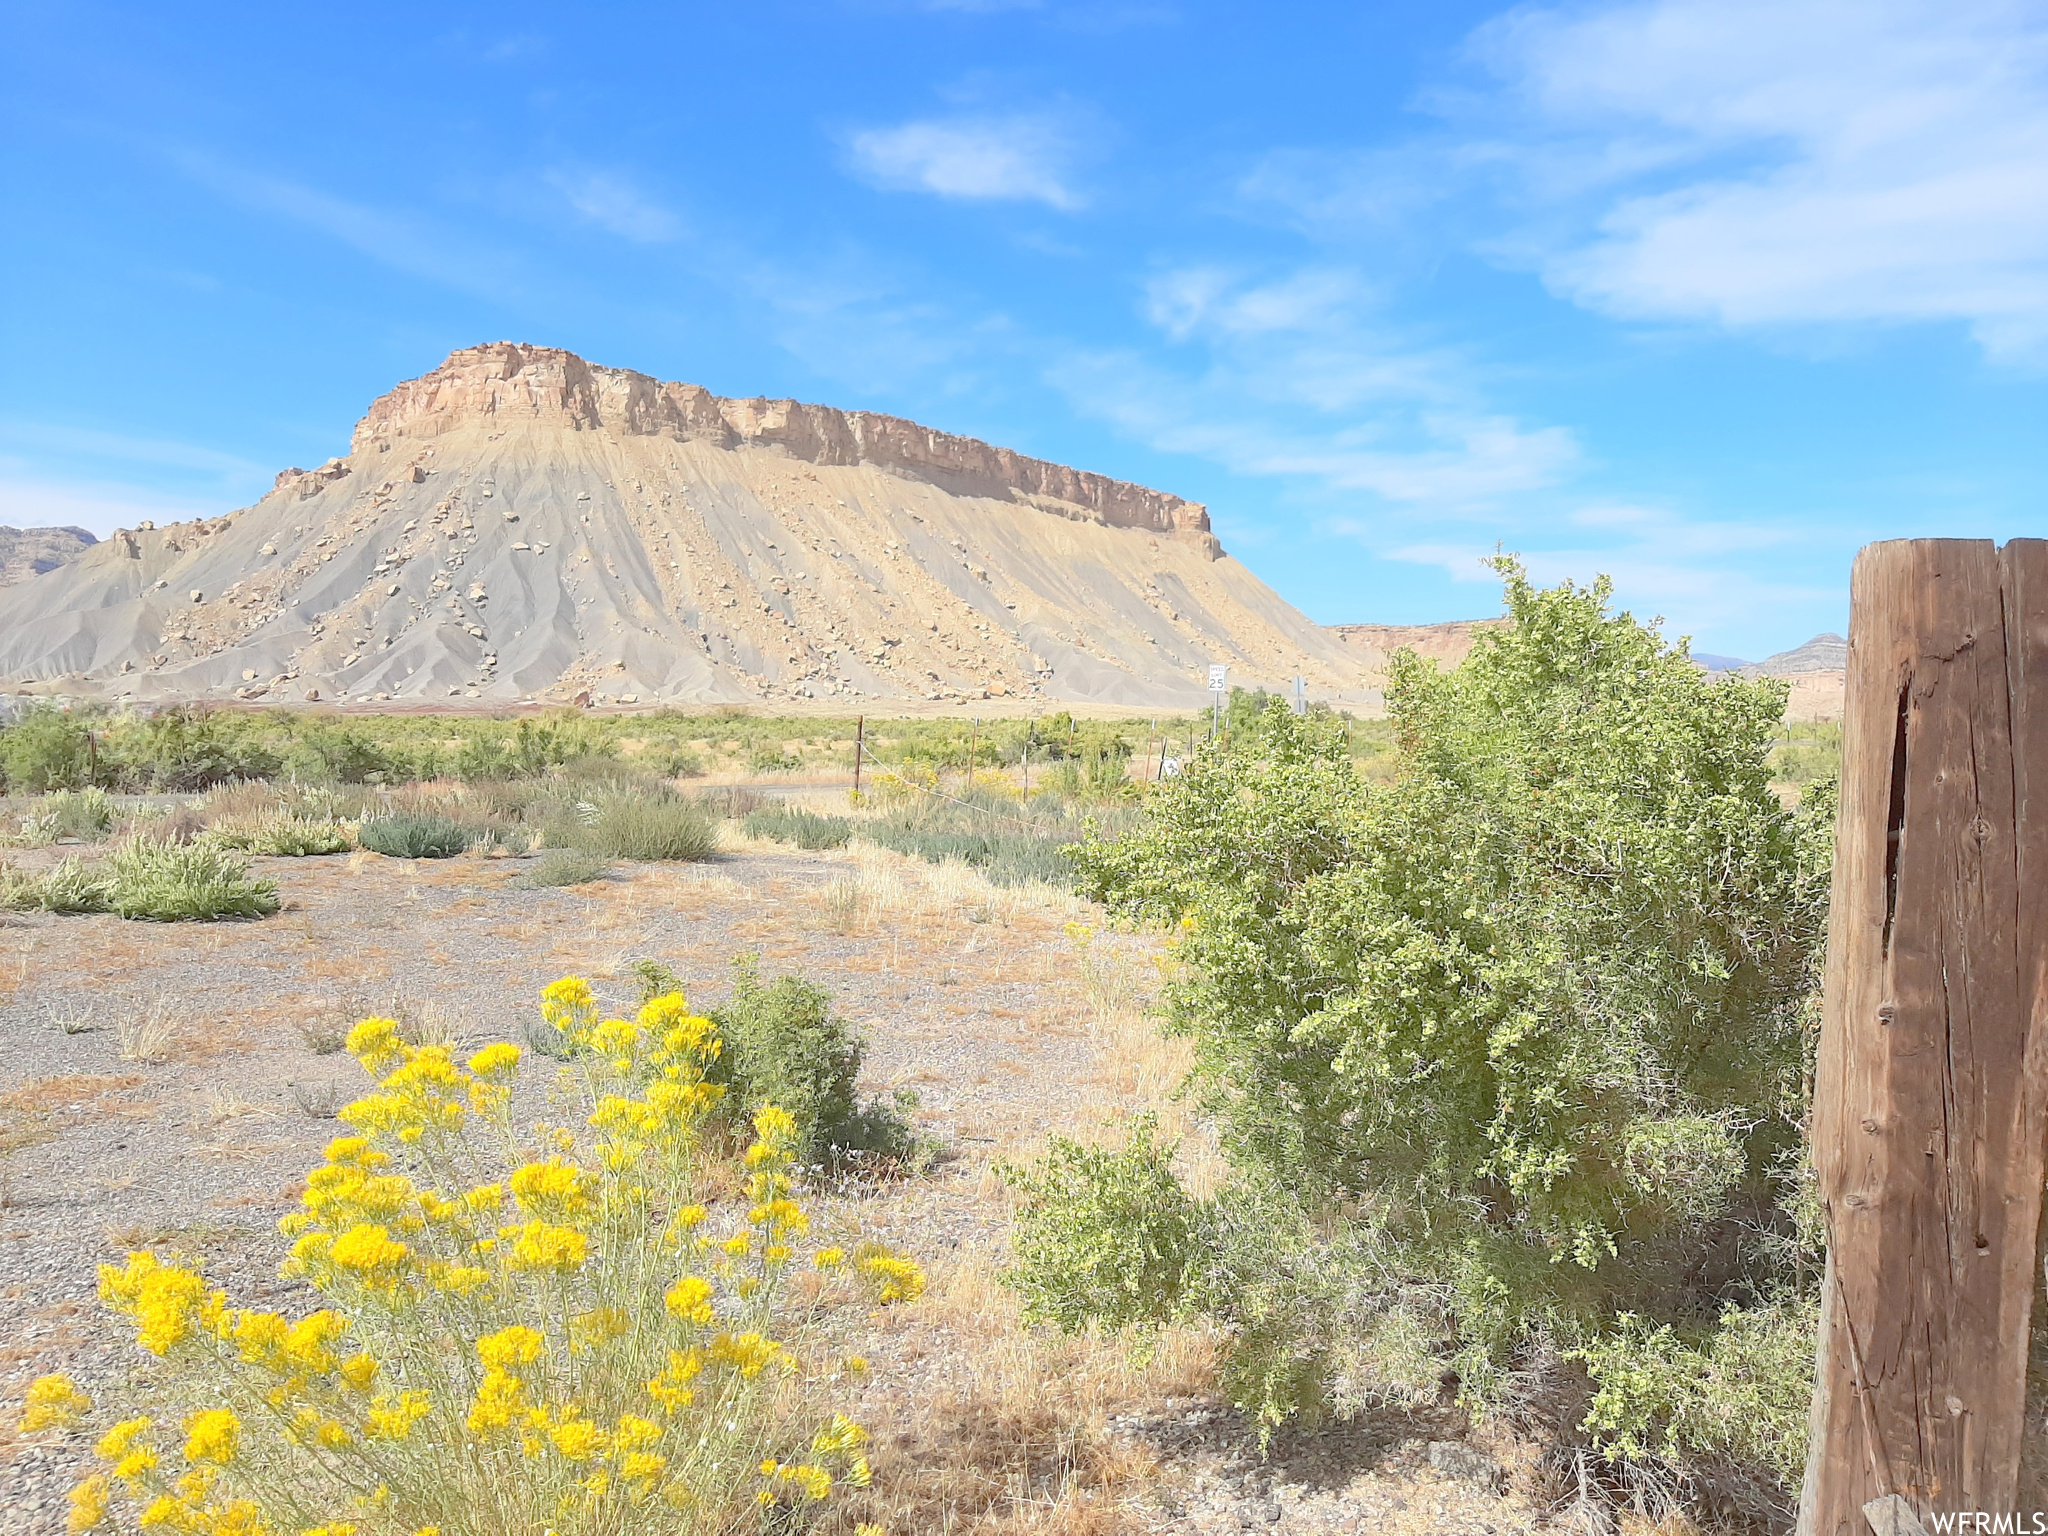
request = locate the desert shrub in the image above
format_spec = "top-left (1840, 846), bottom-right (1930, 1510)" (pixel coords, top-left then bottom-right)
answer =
top-left (359, 811), bottom-right (473, 859)
top-left (6, 786), bottom-right (117, 845)
top-left (1003, 1119), bottom-right (1208, 1333)
top-left (748, 744), bottom-right (802, 773)
top-left (705, 957), bottom-right (922, 1169)
top-left (19, 977), bottom-right (922, 1535)
top-left (548, 791), bottom-right (715, 862)
top-left (0, 702), bottom-right (96, 792)
top-left (103, 705), bottom-right (282, 791)
top-left (202, 810), bottom-right (355, 856)
top-left (0, 856), bottom-right (112, 913)
top-left (743, 806), bottom-right (852, 850)
top-left (514, 847), bottom-right (610, 887)
top-left (279, 721), bottom-right (406, 785)
top-left (650, 746), bottom-right (705, 778)
top-left (1, 840), bottom-right (279, 920)
top-left (1057, 562), bottom-right (1832, 1495)
top-left (1574, 1298), bottom-right (1818, 1489)
top-left (104, 837), bottom-right (281, 921)
top-left (857, 816), bottom-right (1079, 888)
top-left (1769, 722), bottom-right (1842, 790)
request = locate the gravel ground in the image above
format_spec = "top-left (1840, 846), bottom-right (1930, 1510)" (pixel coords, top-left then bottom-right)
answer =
top-left (0, 840), bottom-right (1545, 1535)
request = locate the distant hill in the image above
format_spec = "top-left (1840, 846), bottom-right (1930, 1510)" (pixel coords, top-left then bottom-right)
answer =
top-left (1742, 633), bottom-right (1846, 676)
top-left (0, 343), bottom-right (1376, 711)
top-left (0, 525), bottom-right (95, 586)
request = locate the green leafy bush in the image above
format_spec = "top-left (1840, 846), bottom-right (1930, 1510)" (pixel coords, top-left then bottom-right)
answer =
top-left (1574, 1299), bottom-right (1818, 1487)
top-left (104, 705), bottom-right (281, 790)
top-left (743, 806), bottom-right (853, 849)
top-left (702, 957), bottom-right (923, 1169)
top-left (1002, 1119), bottom-right (1207, 1332)
top-left (358, 812), bottom-right (473, 859)
top-left (0, 703), bottom-right (97, 792)
top-left (514, 847), bottom-right (610, 887)
top-left (1058, 562), bottom-right (1832, 1494)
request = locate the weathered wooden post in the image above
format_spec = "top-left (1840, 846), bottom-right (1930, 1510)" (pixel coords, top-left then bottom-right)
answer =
top-left (1801, 539), bottom-right (2048, 1533)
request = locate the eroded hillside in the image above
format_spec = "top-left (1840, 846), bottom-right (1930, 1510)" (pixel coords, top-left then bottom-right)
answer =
top-left (0, 344), bottom-right (1375, 711)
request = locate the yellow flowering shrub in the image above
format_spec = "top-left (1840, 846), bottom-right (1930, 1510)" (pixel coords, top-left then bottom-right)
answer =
top-left (19, 978), bottom-right (920, 1535)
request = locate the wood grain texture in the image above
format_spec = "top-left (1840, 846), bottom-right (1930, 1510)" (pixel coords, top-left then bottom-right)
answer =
top-left (1800, 540), bottom-right (2048, 1533)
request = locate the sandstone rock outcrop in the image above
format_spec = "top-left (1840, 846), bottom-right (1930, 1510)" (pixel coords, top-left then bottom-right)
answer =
top-left (0, 344), bottom-right (1374, 711)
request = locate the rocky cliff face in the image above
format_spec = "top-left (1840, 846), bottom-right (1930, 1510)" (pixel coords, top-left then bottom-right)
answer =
top-left (350, 344), bottom-right (1219, 551)
top-left (1329, 620), bottom-right (1505, 668)
top-left (0, 525), bottom-right (95, 586)
top-left (0, 345), bottom-right (1370, 712)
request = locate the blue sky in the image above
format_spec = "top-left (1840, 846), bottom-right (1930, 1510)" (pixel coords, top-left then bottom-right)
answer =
top-left (3, 0), bottom-right (2045, 661)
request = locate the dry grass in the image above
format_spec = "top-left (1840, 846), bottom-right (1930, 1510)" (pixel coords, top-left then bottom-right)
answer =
top-left (116, 995), bottom-right (181, 1064)
top-left (289, 1079), bottom-right (349, 1119)
top-left (0, 1073), bottom-right (149, 1156)
top-left (204, 1088), bottom-right (278, 1125)
top-left (833, 1262), bottom-right (1220, 1536)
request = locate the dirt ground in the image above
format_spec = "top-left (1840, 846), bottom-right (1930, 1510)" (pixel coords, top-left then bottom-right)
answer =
top-left (0, 836), bottom-right (1544, 1535)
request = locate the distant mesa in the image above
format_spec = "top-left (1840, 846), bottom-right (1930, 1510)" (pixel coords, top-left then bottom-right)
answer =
top-left (0, 525), bottom-right (96, 587)
top-left (1327, 620), bottom-right (1506, 670)
top-left (0, 342), bottom-right (1382, 712)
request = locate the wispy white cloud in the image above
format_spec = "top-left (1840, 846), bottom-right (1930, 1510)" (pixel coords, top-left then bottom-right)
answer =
top-left (0, 422), bottom-right (268, 484)
top-left (1477, 0), bottom-right (2048, 359)
top-left (0, 426), bottom-right (275, 538)
top-left (844, 112), bottom-right (1090, 209)
top-left (1053, 264), bottom-right (1577, 511)
top-left (1240, 0), bottom-right (2048, 362)
top-left (166, 149), bottom-right (528, 299)
top-left (0, 470), bottom-right (230, 538)
top-left (1387, 504), bottom-right (1838, 646)
top-left (544, 168), bottom-right (683, 242)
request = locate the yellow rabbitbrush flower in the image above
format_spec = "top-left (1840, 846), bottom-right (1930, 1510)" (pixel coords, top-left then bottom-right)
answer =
top-left (327, 1225), bottom-right (410, 1284)
top-left (22, 1372), bottom-right (93, 1430)
top-left (343, 1016), bottom-right (405, 1074)
top-left (364, 1390), bottom-right (431, 1440)
top-left (62, 976), bottom-right (912, 1536)
top-left (183, 1409), bottom-right (241, 1465)
top-left (98, 1252), bottom-right (225, 1356)
top-left (709, 1331), bottom-right (793, 1379)
top-left (95, 1416), bottom-right (156, 1480)
top-left (664, 1275), bottom-right (714, 1325)
top-left (644, 1348), bottom-right (703, 1412)
top-left (500, 1218), bottom-right (589, 1272)
top-left (507, 1156), bottom-right (598, 1219)
top-left (67, 1471), bottom-right (110, 1533)
top-left (465, 1041), bottom-right (520, 1079)
top-left (854, 1244), bottom-right (927, 1303)
top-left (476, 1324), bottom-right (544, 1370)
